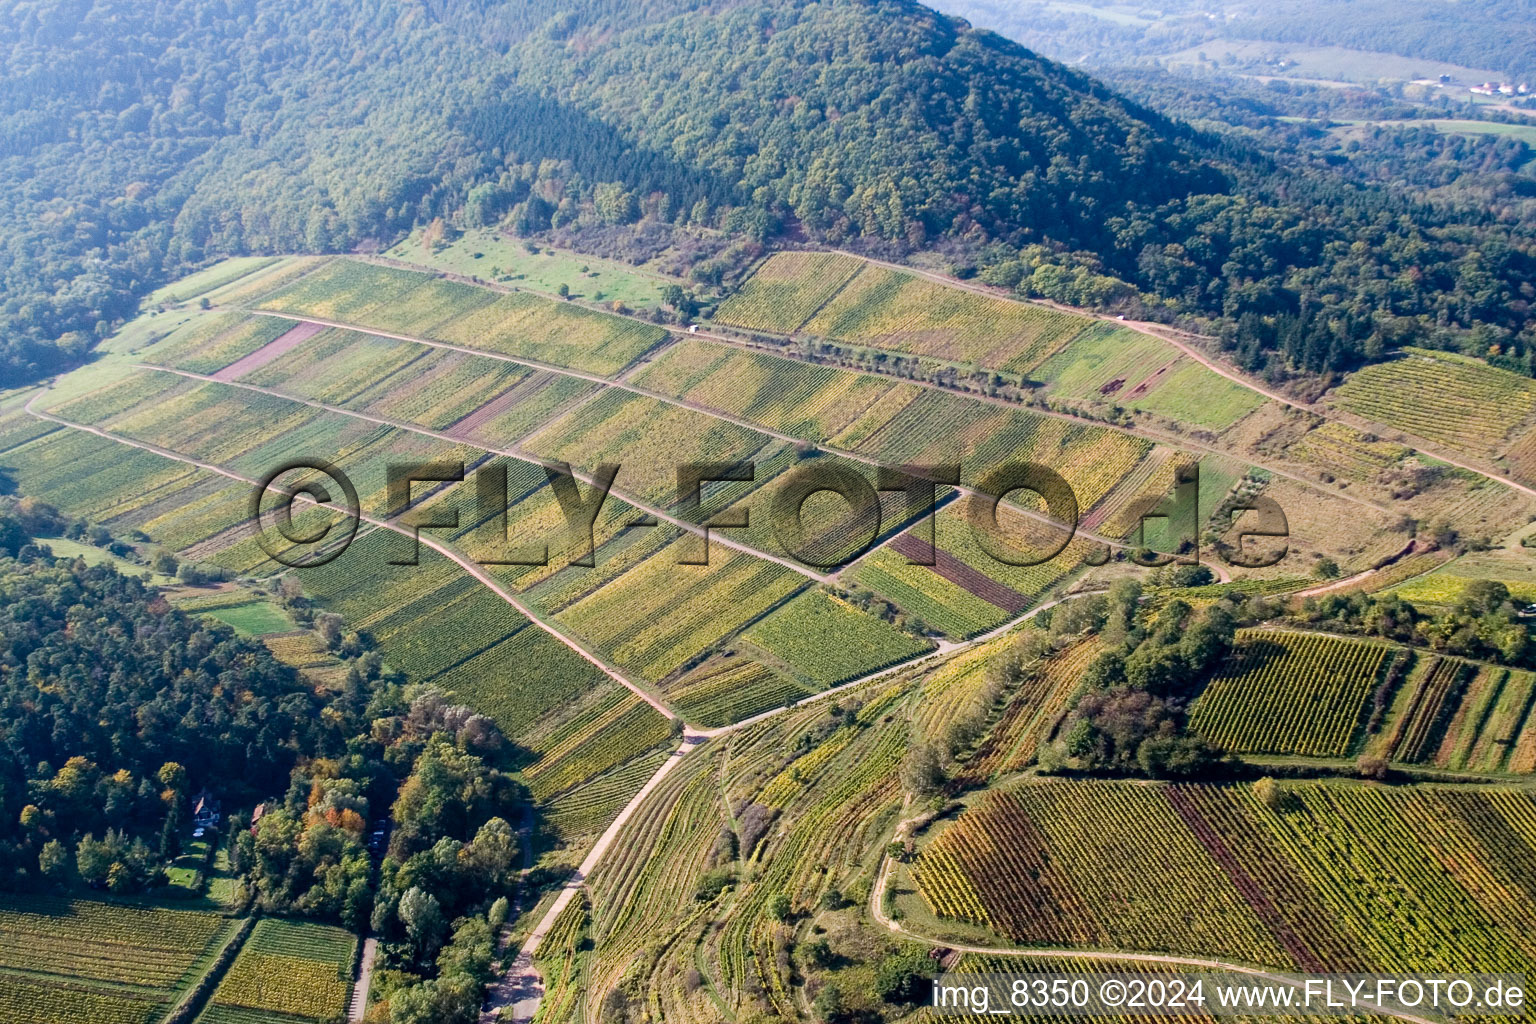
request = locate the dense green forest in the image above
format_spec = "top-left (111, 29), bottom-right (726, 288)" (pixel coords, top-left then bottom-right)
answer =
top-left (0, 509), bottom-right (331, 888)
top-left (0, 499), bottom-right (522, 1018)
top-left (2, 0), bottom-right (1534, 387)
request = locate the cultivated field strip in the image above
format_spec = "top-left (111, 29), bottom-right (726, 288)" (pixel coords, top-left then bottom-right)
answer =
top-left (133, 361), bottom-right (834, 587)
top-left (129, 301), bottom-right (1154, 664)
top-left (915, 780), bottom-right (1536, 977)
top-left (23, 393), bottom-right (681, 722)
top-left (199, 918), bottom-right (355, 1023)
top-left (0, 896), bottom-right (229, 1024)
top-left (1190, 630), bottom-right (1389, 756)
top-left (1333, 347), bottom-right (1536, 459)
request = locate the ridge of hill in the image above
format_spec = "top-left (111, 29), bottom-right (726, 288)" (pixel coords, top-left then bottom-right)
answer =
top-left (3, 0), bottom-right (1533, 393)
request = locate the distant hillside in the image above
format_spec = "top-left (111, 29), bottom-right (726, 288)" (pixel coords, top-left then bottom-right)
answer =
top-left (1, 0), bottom-right (1532, 388)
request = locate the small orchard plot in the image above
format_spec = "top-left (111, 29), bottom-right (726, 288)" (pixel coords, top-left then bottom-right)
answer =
top-left (202, 918), bottom-right (355, 1023)
top-left (912, 779), bottom-right (1536, 976)
top-left (739, 588), bottom-right (932, 687)
top-left (0, 895), bottom-right (228, 1023)
top-left (1331, 347), bottom-right (1536, 457)
top-left (1190, 630), bottom-right (1388, 756)
top-left (383, 228), bottom-right (671, 307)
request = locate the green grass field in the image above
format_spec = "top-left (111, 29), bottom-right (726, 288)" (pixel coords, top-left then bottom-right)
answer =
top-left (383, 227), bottom-right (676, 306)
top-left (201, 600), bottom-right (295, 636)
top-left (36, 536), bottom-right (154, 576)
top-left (146, 256), bottom-right (282, 306)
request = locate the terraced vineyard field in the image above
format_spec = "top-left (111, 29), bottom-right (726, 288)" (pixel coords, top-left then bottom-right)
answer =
top-left (553, 545), bottom-right (807, 684)
top-left (524, 388), bottom-right (776, 504)
top-left (800, 262), bottom-right (1097, 375)
top-left (630, 336), bottom-right (923, 443)
top-left (712, 251), bottom-right (864, 333)
top-left (1331, 347), bottom-right (1536, 457)
top-left (520, 690), bottom-right (674, 801)
top-left (0, 895), bottom-right (231, 1024)
top-left (1190, 630), bottom-right (1390, 756)
top-left (19, 243), bottom-right (1536, 1024)
top-left (851, 500), bottom-right (1092, 639)
top-left (738, 588), bottom-right (933, 687)
top-left (913, 780), bottom-right (1536, 975)
top-left (1356, 653), bottom-right (1529, 769)
top-left (144, 312), bottom-right (297, 375)
top-left (955, 637), bottom-right (1103, 784)
top-left (259, 257), bottom-right (668, 376)
top-left (200, 918), bottom-right (355, 1023)
top-left (1289, 421), bottom-right (1412, 483)
top-left (831, 388), bottom-right (1153, 512)
top-left (663, 654), bottom-right (811, 727)
top-left (581, 681), bottom-right (915, 1021)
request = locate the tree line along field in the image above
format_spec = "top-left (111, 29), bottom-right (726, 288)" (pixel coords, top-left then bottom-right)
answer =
top-left (910, 779), bottom-right (1536, 977)
top-left (0, 895), bottom-right (233, 1024)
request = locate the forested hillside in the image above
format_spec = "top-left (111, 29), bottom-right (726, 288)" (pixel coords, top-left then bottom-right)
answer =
top-left (2, 0), bottom-right (1533, 387)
